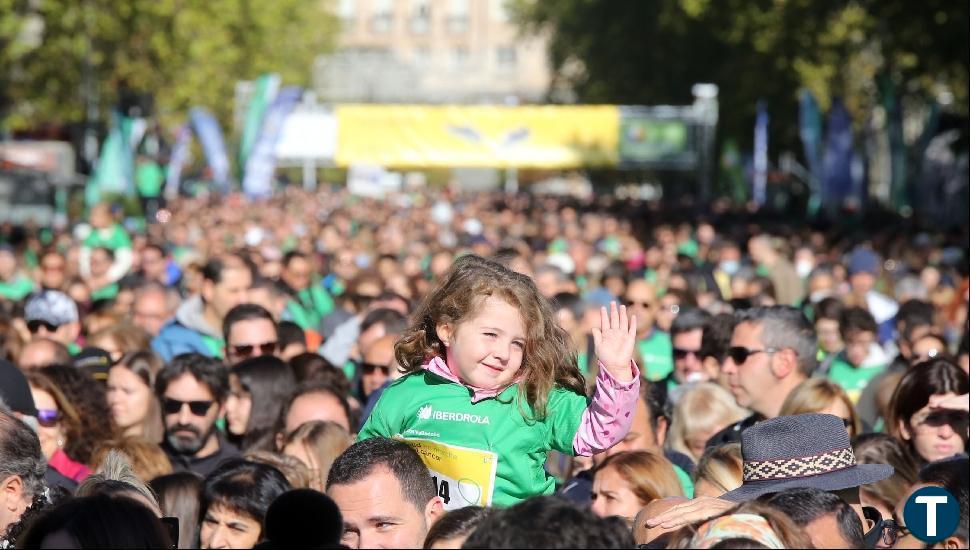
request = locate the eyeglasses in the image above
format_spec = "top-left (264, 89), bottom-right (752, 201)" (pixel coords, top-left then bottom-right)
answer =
top-left (624, 299), bottom-right (653, 309)
top-left (230, 341), bottom-right (278, 358)
top-left (727, 346), bottom-right (780, 365)
top-left (672, 348), bottom-right (702, 360)
top-left (162, 398), bottom-right (214, 416)
top-left (913, 410), bottom-right (970, 432)
top-left (360, 362), bottom-right (390, 375)
top-left (36, 409), bottom-right (61, 428)
top-left (27, 320), bottom-right (60, 334)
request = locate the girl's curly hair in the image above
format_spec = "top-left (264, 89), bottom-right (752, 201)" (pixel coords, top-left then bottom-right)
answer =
top-left (395, 254), bottom-right (586, 420)
top-left (28, 365), bottom-right (113, 466)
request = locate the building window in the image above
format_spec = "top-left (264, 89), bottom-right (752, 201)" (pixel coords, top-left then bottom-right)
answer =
top-left (337, 0), bottom-right (356, 21)
top-left (410, 0), bottom-right (430, 34)
top-left (497, 46), bottom-right (517, 68)
top-left (453, 46), bottom-right (470, 67)
top-left (370, 0), bottom-right (393, 33)
top-left (490, 0), bottom-right (510, 22)
top-left (446, 0), bottom-right (469, 33)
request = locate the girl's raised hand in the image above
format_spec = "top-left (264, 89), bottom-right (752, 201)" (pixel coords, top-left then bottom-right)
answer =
top-left (592, 301), bottom-right (637, 383)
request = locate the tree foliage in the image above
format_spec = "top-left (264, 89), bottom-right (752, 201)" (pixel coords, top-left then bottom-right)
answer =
top-left (0, 0), bottom-right (337, 130)
top-left (513, 0), bottom-right (968, 149)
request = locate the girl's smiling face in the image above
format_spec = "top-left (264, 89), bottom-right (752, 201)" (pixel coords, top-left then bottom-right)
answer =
top-left (437, 295), bottom-right (527, 390)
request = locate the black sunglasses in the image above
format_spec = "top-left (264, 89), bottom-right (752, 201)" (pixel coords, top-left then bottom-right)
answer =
top-left (672, 348), bottom-right (702, 360)
top-left (360, 362), bottom-right (390, 375)
top-left (163, 398), bottom-right (214, 416)
top-left (27, 319), bottom-right (60, 334)
top-left (727, 346), bottom-right (780, 365)
top-left (624, 299), bottom-right (653, 309)
top-left (231, 341), bottom-right (278, 358)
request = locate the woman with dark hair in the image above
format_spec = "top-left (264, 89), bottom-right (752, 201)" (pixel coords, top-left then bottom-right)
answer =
top-left (33, 365), bottom-right (113, 466)
top-left (887, 359), bottom-right (969, 464)
top-left (26, 370), bottom-right (93, 481)
top-left (199, 459), bottom-right (291, 549)
top-left (423, 506), bottom-right (489, 549)
top-left (151, 472), bottom-right (205, 550)
top-left (18, 493), bottom-right (171, 549)
top-left (107, 351), bottom-right (165, 443)
top-left (225, 356), bottom-right (297, 453)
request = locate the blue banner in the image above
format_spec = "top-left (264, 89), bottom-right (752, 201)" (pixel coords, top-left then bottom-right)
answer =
top-left (822, 98), bottom-right (854, 209)
top-left (798, 89), bottom-right (823, 212)
top-left (752, 100), bottom-right (768, 207)
top-left (242, 86), bottom-right (303, 199)
top-left (165, 124), bottom-right (192, 200)
top-left (189, 107), bottom-right (232, 194)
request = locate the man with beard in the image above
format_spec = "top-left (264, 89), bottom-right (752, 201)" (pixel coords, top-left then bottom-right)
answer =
top-left (155, 353), bottom-right (238, 476)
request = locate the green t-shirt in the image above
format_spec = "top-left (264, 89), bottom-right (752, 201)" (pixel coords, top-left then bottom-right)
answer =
top-left (0, 276), bottom-right (34, 301)
top-left (136, 161), bottom-right (165, 198)
top-left (285, 285), bottom-right (335, 331)
top-left (84, 224), bottom-right (132, 252)
top-left (359, 370), bottom-right (588, 508)
top-left (201, 334), bottom-right (225, 359)
top-left (91, 282), bottom-right (119, 301)
top-left (637, 331), bottom-right (673, 382)
top-left (673, 464), bottom-right (694, 498)
top-left (827, 354), bottom-right (885, 404)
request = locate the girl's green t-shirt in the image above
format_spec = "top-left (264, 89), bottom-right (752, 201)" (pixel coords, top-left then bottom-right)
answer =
top-left (358, 370), bottom-right (589, 509)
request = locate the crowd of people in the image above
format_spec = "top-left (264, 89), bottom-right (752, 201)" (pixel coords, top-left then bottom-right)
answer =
top-left (0, 185), bottom-right (968, 549)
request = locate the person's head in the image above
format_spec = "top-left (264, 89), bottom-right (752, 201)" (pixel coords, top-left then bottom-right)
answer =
top-left (39, 250), bottom-right (68, 291)
top-left (18, 493), bottom-right (171, 549)
top-left (888, 359), bottom-right (969, 463)
top-left (276, 321), bottom-right (307, 362)
top-left (722, 306), bottom-right (816, 418)
top-left (243, 450), bottom-right (311, 489)
top-left (851, 433), bottom-right (920, 522)
top-left (201, 257), bottom-right (253, 323)
top-left (90, 437), bottom-right (173, 482)
top-left (813, 297), bottom-right (845, 354)
top-left (668, 382), bottom-right (749, 461)
top-left (140, 242), bottom-right (168, 283)
top-left (277, 381), bottom-right (353, 441)
top-left (222, 304), bottom-right (279, 365)
top-left (534, 264), bottom-right (568, 299)
top-left (26, 364), bottom-right (111, 466)
top-left (226, 356), bottom-right (297, 452)
top-left (623, 279), bottom-right (657, 337)
top-left (358, 307), bottom-right (409, 356)
top-left (107, 351), bottom-right (164, 442)
top-left (75, 449), bottom-right (163, 516)
top-left (899, 456), bottom-right (969, 549)
top-left (26, 369), bottom-right (85, 461)
top-left (16, 338), bottom-right (70, 371)
top-left (0, 410), bottom-right (46, 538)
top-left (847, 247), bottom-right (881, 295)
top-left (132, 283), bottom-right (179, 336)
top-left (281, 251), bottom-right (314, 292)
top-left (422, 506), bottom-right (489, 549)
top-left (590, 451), bottom-right (684, 521)
top-left (89, 246), bottom-right (113, 279)
top-left (693, 443), bottom-right (744, 498)
top-left (24, 290), bottom-right (80, 347)
top-left (551, 292), bottom-right (585, 338)
top-left (760, 488), bottom-right (864, 549)
top-left (87, 323), bottom-right (152, 365)
top-left (281, 420), bottom-right (352, 492)
top-left (247, 278), bottom-right (289, 321)
top-left (895, 299), bottom-right (935, 361)
top-left (701, 313), bottom-right (737, 380)
top-left (395, 255), bottom-right (585, 419)
top-left (287, 352), bottom-right (349, 391)
top-left (150, 472), bottom-right (204, 550)
top-left (199, 459), bottom-right (291, 549)
top-left (155, 354), bottom-right (229, 457)
top-left (911, 332), bottom-right (950, 365)
top-left (462, 495), bottom-right (635, 549)
top-left (360, 334), bottom-right (398, 398)
top-left (657, 289), bottom-right (695, 333)
top-left (326, 437), bottom-right (444, 549)
top-left (632, 496), bottom-right (689, 546)
top-left (687, 501), bottom-right (814, 549)
top-left (780, 378), bottom-right (861, 438)
top-left (839, 307), bottom-right (878, 368)
top-left (262, 489), bottom-right (344, 549)
top-left (670, 308), bottom-right (713, 384)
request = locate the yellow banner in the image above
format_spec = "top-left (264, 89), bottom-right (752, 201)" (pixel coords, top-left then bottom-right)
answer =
top-left (335, 105), bottom-right (619, 168)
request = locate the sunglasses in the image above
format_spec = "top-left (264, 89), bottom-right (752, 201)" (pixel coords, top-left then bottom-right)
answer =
top-left (27, 320), bottom-right (60, 334)
top-left (360, 362), bottom-right (390, 375)
top-left (624, 299), bottom-right (653, 309)
top-left (230, 341), bottom-right (278, 358)
top-left (672, 348), bottom-right (702, 360)
top-left (916, 410), bottom-right (969, 430)
top-left (36, 409), bottom-right (61, 428)
top-left (727, 346), bottom-right (780, 365)
top-left (163, 398), bottom-right (214, 416)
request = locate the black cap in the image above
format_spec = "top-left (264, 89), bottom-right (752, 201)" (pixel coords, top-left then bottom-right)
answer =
top-left (73, 347), bottom-right (113, 383)
top-left (0, 359), bottom-right (38, 416)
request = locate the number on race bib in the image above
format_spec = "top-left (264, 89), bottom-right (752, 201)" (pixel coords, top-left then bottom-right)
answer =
top-left (432, 476), bottom-right (451, 505)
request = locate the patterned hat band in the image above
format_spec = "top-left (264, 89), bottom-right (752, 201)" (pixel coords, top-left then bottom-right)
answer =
top-left (743, 446), bottom-right (857, 482)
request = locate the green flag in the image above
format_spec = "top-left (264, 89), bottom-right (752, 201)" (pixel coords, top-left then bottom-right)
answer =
top-left (86, 111), bottom-right (132, 206)
top-left (238, 74), bottom-right (280, 177)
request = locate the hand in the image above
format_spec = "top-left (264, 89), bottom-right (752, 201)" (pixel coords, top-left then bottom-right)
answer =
top-left (593, 301), bottom-right (637, 383)
top-left (929, 393), bottom-right (970, 412)
top-left (645, 496), bottom-right (736, 530)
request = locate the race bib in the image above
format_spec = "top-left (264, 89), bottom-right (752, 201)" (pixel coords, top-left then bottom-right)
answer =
top-left (398, 437), bottom-right (498, 510)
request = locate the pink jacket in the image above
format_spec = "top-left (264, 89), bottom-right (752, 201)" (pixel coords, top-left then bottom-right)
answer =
top-left (49, 448), bottom-right (92, 482)
top-left (423, 356), bottom-right (640, 456)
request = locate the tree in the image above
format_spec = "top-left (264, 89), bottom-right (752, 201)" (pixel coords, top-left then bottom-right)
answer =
top-left (0, 0), bottom-right (338, 131)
